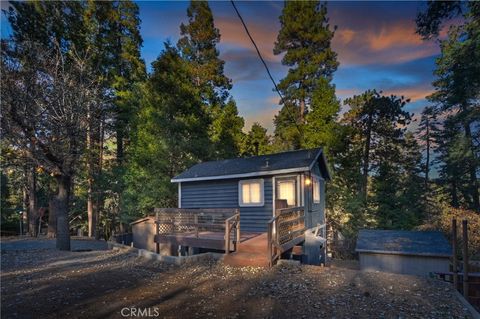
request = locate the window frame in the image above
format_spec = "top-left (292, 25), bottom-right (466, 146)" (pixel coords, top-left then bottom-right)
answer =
top-left (275, 176), bottom-right (298, 207)
top-left (312, 175), bottom-right (321, 204)
top-left (238, 179), bottom-right (265, 207)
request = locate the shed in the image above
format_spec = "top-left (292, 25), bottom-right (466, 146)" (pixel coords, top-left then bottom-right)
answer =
top-left (356, 230), bottom-right (452, 277)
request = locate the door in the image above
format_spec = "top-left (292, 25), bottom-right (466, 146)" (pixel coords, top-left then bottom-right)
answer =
top-left (275, 177), bottom-right (298, 208)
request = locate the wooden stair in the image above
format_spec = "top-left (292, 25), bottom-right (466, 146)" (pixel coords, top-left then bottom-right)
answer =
top-left (222, 232), bottom-right (270, 267)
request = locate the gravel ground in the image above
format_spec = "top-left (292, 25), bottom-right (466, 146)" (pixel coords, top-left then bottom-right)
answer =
top-left (0, 237), bottom-right (108, 251)
top-left (0, 239), bottom-right (472, 319)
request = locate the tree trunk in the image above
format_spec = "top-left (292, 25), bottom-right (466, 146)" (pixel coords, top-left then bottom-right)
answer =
top-left (94, 116), bottom-right (105, 240)
top-left (451, 179), bottom-right (459, 208)
top-left (361, 113), bottom-right (373, 201)
top-left (22, 172), bottom-right (28, 235)
top-left (299, 99), bottom-right (305, 123)
top-left (27, 166), bottom-right (37, 237)
top-left (87, 105), bottom-right (97, 238)
top-left (47, 196), bottom-right (56, 238)
top-left (463, 121), bottom-right (480, 211)
top-left (87, 188), bottom-right (95, 237)
top-left (55, 174), bottom-right (71, 251)
top-left (116, 127), bottom-right (124, 165)
top-left (425, 116), bottom-right (430, 190)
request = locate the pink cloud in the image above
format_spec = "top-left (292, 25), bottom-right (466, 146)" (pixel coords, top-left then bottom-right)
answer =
top-left (382, 86), bottom-right (434, 102)
top-left (332, 19), bottom-right (439, 66)
top-left (216, 18), bottom-right (280, 63)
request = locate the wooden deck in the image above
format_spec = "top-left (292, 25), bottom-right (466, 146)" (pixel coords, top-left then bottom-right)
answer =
top-left (222, 232), bottom-right (271, 267)
top-left (153, 208), bottom-right (241, 254)
top-left (152, 207), bottom-right (325, 267)
top-left (155, 231), bottom-right (261, 252)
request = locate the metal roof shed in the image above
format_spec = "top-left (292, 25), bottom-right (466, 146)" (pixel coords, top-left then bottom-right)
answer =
top-left (355, 230), bottom-right (452, 277)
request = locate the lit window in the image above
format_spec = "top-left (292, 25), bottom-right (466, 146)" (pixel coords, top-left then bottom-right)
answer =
top-left (276, 178), bottom-right (297, 207)
top-left (239, 179), bottom-right (264, 206)
top-left (313, 177), bottom-right (320, 203)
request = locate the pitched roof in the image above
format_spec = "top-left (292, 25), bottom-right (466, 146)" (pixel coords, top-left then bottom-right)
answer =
top-left (171, 148), bottom-right (329, 182)
top-left (355, 229), bottom-right (451, 257)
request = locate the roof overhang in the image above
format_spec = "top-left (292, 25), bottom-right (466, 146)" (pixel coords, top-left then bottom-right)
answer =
top-left (171, 148), bottom-right (331, 183)
top-left (171, 166), bottom-right (310, 183)
top-left (309, 149), bottom-right (331, 180)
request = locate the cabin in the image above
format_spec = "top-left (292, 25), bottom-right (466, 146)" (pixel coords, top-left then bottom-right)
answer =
top-left (155, 148), bottom-right (331, 266)
top-left (172, 148), bottom-right (330, 233)
top-left (356, 230), bottom-right (451, 277)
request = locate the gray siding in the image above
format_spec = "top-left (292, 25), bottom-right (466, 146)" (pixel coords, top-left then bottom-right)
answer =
top-left (181, 178), bottom-right (273, 232)
top-left (305, 163), bottom-right (325, 228)
top-left (359, 252), bottom-right (450, 277)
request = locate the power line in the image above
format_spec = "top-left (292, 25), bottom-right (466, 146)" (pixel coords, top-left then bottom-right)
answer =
top-left (230, 0), bottom-right (302, 135)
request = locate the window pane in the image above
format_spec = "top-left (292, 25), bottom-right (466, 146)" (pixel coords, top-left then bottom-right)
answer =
top-left (313, 179), bottom-right (320, 203)
top-left (250, 182), bottom-right (261, 203)
top-left (242, 183), bottom-right (251, 203)
top-left (278, 180), bottom-right (295, 206)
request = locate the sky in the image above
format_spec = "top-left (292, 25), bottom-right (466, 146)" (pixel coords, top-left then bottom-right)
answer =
top-left (1, 1), bottom-right (441, 133)
top-left (138, 1), bottom-right (441, 132)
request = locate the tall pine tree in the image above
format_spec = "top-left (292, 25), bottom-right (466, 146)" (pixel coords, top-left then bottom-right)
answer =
top-left (273, 0), bottom-right (338, 149)
top-left (417, 1), bottom-right (480, 211)
top-left (124, 44), bottom-right (211, 215)
top-left (177, 1), bottom-right (243, 159)
top-left (343, 90), bottom-right (411, 201)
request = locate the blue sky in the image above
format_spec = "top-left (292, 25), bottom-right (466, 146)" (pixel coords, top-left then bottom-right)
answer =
top-left (1, 1), bottom-right (441, 132)
top-left (137, 1), bottom-right (440, 132)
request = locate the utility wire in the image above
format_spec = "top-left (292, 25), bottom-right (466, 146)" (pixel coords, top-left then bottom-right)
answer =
top-left (230, 0), bottom-right (302, 135)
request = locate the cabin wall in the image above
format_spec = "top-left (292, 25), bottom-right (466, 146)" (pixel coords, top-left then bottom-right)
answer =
top-left (305, 163), bottom-right (325, 228)
top-left (181, 178), bottom-right (273, 232)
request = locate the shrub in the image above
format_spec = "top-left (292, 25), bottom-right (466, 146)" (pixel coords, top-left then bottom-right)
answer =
top-left (418, 205), bottom-right (480, 261)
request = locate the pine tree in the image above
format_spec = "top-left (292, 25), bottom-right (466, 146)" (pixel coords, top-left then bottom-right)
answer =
top-left (417, 1), bottom-right (480, 211)
top-left (434, 116), bottom-right (475, 208)
top-left (429, 25), bottom-right (480, 211)
top-left (177, 1), bottom-right (244, 159)
top-left (178, 0), bottom-right (231, 105)
top-left (241, 123), bottom-right (272, 156)
top-left (416, 106), bottom-right (439, 190)
top-left (124, 44), bottom-right (211, 215)
top-left (372, 131), bottom-right (424, 229)
top-left (303, 78), bottom-right (341, 158)
top-left (343, 90), bottom-right (411, 201)
top-left (83, 0), bottom-right (146, 234)
top-left (209, 99), bottom-right (245, 159)
top-left (273, 0), bottom-right (338, 148)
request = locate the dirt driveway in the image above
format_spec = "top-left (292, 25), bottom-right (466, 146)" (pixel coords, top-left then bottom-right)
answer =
top-left (1, 238), bottom-right (472, 319)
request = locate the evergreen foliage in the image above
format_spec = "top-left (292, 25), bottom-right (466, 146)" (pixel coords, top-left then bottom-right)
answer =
top-left (273, 0), bottom-right (339, 149)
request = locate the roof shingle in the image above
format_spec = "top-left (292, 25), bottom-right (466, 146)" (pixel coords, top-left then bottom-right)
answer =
top-left (355, 229), bottom-right (452, 257)
top-left (172, 148), bottom-right (325, 182)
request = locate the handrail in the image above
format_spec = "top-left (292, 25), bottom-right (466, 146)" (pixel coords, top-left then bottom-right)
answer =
top-left (267, 206), bottom-right (305, 267)
top-left (224, 210), bottom-right (240, 254)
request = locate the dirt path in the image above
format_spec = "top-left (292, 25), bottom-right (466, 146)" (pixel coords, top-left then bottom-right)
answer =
top-left (0, 240), bottom-right (471, 319)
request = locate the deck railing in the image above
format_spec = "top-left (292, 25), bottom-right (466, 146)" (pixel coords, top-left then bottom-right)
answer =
top-left (154, 208), bottom-right (240, 254)
top-left (267, 206), bottom-right (306, 267)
